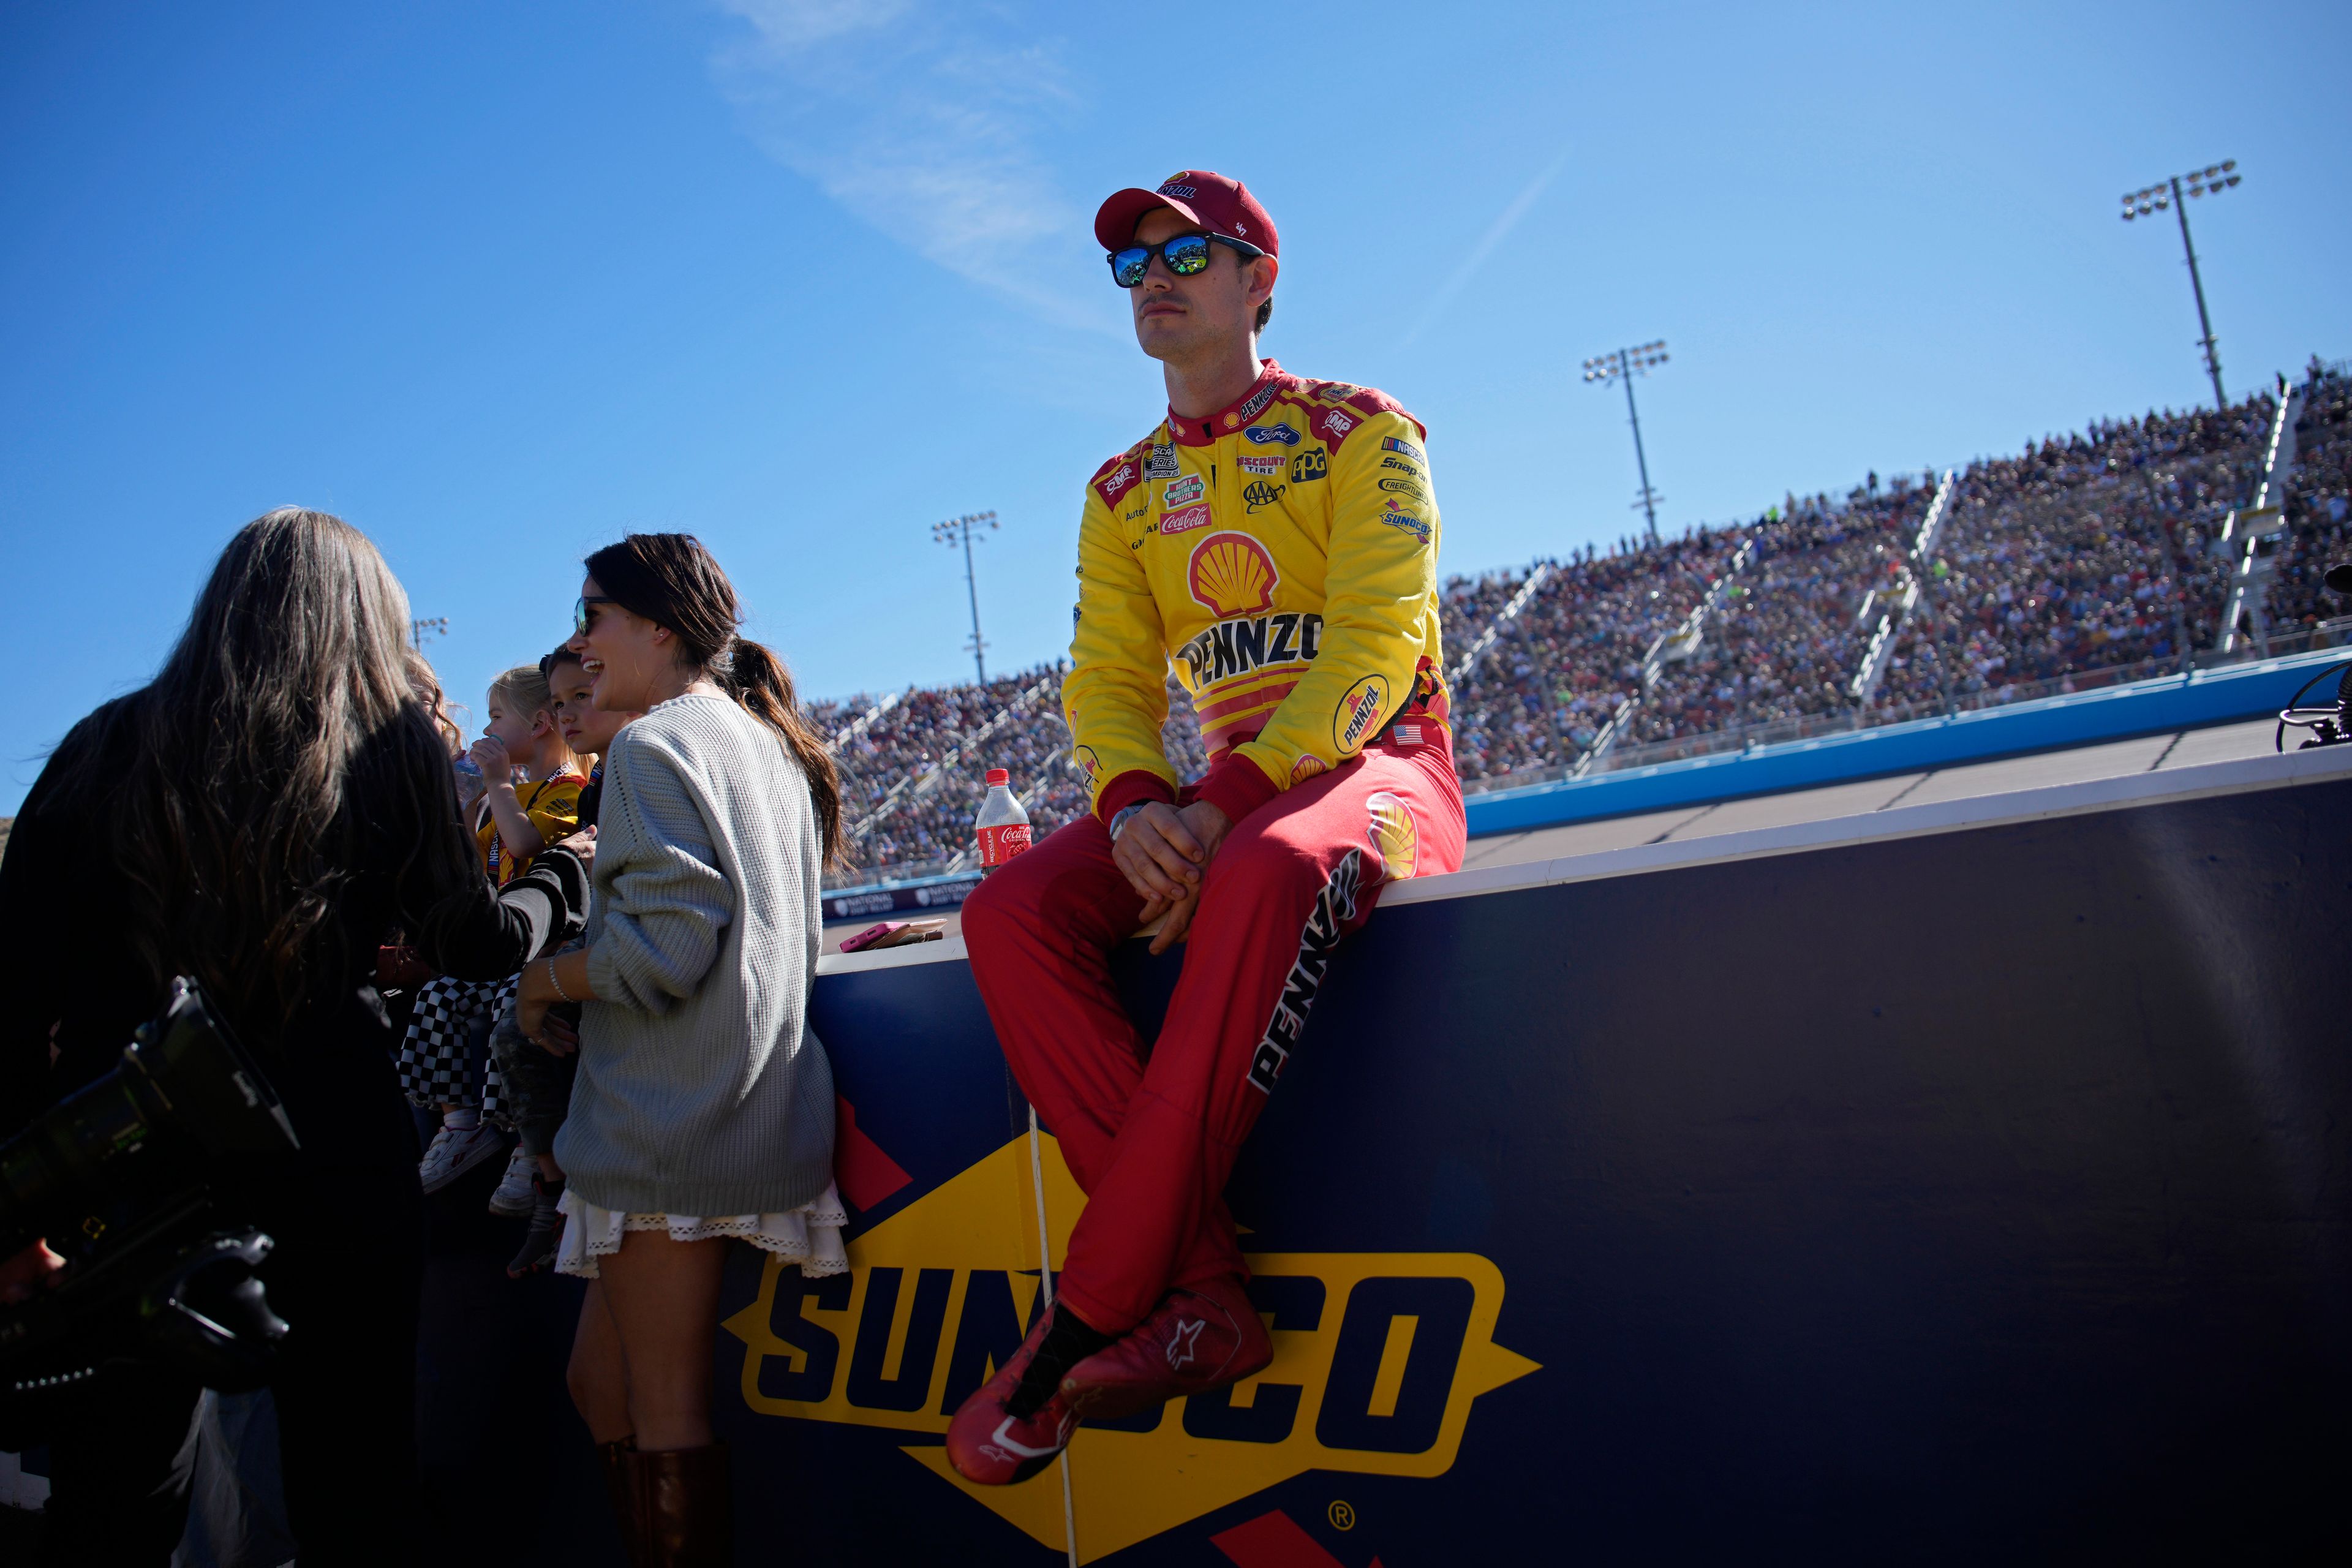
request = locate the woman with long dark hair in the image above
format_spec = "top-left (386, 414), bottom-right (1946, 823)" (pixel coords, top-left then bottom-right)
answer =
top-left (510, 532), bottom-right (845, 1564)
top-left (0, 509), bottom-right (588, 1563)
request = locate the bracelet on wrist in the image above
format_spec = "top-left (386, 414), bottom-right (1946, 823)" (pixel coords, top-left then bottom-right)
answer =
top-left (1108, 803), bottom-right (1148, 842)
top-left (545, 954), bottom-right (573, 1005)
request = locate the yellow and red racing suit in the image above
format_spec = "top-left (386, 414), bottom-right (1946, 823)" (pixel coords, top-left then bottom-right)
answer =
top-left (1065, 360), bottom-right (1450, 826)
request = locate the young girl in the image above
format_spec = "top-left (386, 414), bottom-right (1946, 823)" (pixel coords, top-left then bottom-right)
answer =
top-left (487, 646), bottom-right (642, 1276)
top-left (472, 663), bottom-right (588, 885)
top-left (514, 533), bottom-right (846, 1561)
top-left (398, 665), bottom-right (587, 1196)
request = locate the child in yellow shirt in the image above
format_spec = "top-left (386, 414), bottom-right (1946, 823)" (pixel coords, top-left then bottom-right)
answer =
top-left (469, 663), bottom-right (586, 886)
top-left (398, 663), bottom-right (586, 1197)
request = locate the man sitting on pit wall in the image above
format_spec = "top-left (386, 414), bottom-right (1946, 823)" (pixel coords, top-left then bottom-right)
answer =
top-left (947, 169), bottom-right (1467, 1484)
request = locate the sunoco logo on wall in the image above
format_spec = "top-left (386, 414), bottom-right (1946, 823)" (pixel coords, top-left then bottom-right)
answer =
top-left (722, 1135), bottom-right (1539, 1562)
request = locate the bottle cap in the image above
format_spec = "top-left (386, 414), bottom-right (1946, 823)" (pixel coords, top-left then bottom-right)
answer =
top-left (986, 769), bottom-right (1009, 786)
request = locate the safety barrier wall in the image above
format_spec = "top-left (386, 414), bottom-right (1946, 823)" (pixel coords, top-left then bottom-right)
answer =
top-left (20, 750), bottom-right (2340, 1561)
top-left (715, 745), bottom-right (2352, 1563)
top-left (1463, 645), bottom-right (2345, 836)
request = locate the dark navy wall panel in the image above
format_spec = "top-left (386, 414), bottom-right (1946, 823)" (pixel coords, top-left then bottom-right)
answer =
top-left (701, 773), bottom-right (2352, 1562)
top-left (388, 771), bottom-right (2351, 1564)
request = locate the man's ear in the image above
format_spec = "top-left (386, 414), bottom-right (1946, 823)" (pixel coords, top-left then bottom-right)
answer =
top-left (1249, 254), bottom-right (1280, 307)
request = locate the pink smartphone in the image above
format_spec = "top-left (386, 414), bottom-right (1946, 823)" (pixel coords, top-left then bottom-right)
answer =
top-left (838, 921), bottom-right (908, 953)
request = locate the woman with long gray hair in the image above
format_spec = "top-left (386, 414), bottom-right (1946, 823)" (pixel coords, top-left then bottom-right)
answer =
top-left (0, 508), bottom-right (589, 1563)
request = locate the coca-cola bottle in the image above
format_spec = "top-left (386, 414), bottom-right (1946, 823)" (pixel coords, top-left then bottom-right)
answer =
top-left (974, 768), bottom-right (1031, 872)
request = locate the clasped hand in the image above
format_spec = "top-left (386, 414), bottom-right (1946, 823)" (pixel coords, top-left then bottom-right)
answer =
top-left (1113, 800), bottom-right (1231, 956)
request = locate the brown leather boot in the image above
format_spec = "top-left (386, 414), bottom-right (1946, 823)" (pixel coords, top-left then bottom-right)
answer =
top-left (632, 1442), bottom-right (733, 1567)
top-left (597, 1437), bottom-right (638, 1558)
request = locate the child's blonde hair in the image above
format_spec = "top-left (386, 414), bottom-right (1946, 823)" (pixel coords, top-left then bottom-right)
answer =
top-left (488, 665), bottom-right (576, 768)
top-left (488, 663), bottom-right (556, 720)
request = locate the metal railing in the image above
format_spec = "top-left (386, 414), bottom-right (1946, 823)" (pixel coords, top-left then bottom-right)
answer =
top-left (1849, 469), bottom-right (1958, 706)
top-left (1569, 536), bottom-right (1757, 777)
top-left (1448, 562), bottom-right (1555, 685)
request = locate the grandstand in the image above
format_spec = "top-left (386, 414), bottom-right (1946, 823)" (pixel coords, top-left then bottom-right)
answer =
top-left (815, 361), bottom-right (2352, 888)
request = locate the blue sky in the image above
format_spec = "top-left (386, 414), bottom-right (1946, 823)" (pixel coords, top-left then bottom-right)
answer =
top-left (4, 0), bottom-right (2346, 813)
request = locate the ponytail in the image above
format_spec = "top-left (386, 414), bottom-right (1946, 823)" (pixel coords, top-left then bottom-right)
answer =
top-left (723, 638), bottom-right (849, 870)
top-left (585, 532), bottom-right (851, 871)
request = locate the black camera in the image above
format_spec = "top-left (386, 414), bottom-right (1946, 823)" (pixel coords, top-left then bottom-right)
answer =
top-left (0, 979), bottom-right (301, 1444)
top-left (2275, 564), bottom-right (2352, 752)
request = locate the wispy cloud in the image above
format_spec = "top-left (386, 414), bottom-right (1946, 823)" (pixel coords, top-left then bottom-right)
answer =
top-left (709, 1), bottom-right (1115, 331)
top-left (1398, 148), bottom-right (1572, 348)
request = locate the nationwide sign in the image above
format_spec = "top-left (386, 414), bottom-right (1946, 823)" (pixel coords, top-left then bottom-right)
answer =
top-left (722, 1134), bottom-right (1540, 1563)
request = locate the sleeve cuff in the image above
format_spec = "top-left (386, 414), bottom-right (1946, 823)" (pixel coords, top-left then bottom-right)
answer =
top-left (1193, 752), bottom-right (1281, 825)
top-left (1095, 769), bottom-right (1177, 824)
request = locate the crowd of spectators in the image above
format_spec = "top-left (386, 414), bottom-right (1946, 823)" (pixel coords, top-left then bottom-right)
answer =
top-left (817, 666), bottom-right (1206, 877)
top-left (1631, 477), bottom-right (1932, 744)
top-left (1876, 397), bottom-right (2271, 709)
top-left (1444, 532), bottom-right (1742, 777)
top-left (812, 366), bottom-right (2352, 879)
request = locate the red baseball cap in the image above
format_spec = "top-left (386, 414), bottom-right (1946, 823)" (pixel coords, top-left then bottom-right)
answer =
top-left (1093, 170), bottom-right (1278, 257)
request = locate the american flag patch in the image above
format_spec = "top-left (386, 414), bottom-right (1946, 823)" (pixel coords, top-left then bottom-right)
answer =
top-left (1392, 723), bottom-right (1423, 745)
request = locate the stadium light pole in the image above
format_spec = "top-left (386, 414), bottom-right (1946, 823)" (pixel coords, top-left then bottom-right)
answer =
top-left (2120, 161), bottom-right (2240, 411)
top-left (410, 616), bottom-right (447, 651)
top-left (1583, 341), bottom-right (1668, 544)
top-left (932, 510), bottom-right (998, 684)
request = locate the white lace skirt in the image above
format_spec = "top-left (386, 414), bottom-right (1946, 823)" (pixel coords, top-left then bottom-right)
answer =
top-left (554, 1182), bottom-right (850, 1280)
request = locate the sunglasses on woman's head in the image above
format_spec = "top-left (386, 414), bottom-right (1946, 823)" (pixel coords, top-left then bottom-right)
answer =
top-left (574, 595), bottom-right (617, 635)
top-left (1106, 232), bottom-right (1266, 289)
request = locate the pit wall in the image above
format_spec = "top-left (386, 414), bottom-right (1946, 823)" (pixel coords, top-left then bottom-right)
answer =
top-left (734, 745), bottom-right (2352, 1563)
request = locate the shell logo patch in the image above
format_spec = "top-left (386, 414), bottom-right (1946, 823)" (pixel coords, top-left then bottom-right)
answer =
top-left (1333, 674), bottom-right (1390, 753)
top-left (1188, 532), bottom-right (1280, 618)
top-left (1365, 791), bottom-right (1419, 881)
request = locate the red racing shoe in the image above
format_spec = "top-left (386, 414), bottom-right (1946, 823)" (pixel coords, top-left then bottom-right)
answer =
top-left (1058, 1276), bottom-right (1272, 1423)
top-left (945, 1305), bottom-right (1083, 1485)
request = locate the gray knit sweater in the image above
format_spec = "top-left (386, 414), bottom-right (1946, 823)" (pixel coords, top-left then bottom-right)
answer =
top-left (554, 692), bottom-right (835, 1216)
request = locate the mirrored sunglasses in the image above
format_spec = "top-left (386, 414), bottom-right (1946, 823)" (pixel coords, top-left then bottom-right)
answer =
top-left (1106, 232), bottom-right (1265, 288)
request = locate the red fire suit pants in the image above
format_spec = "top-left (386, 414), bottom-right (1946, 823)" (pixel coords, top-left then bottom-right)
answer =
top-left (960, 735), bottom-right (1465, 1335)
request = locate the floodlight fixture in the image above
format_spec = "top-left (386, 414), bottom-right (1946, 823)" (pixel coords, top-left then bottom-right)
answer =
top-left (2119, 159), bottom-right (2241, 409)
top-left (933, 510), bottom-right (1000, 684)
top-left (1584, 341), bottom-right (1670, 541)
